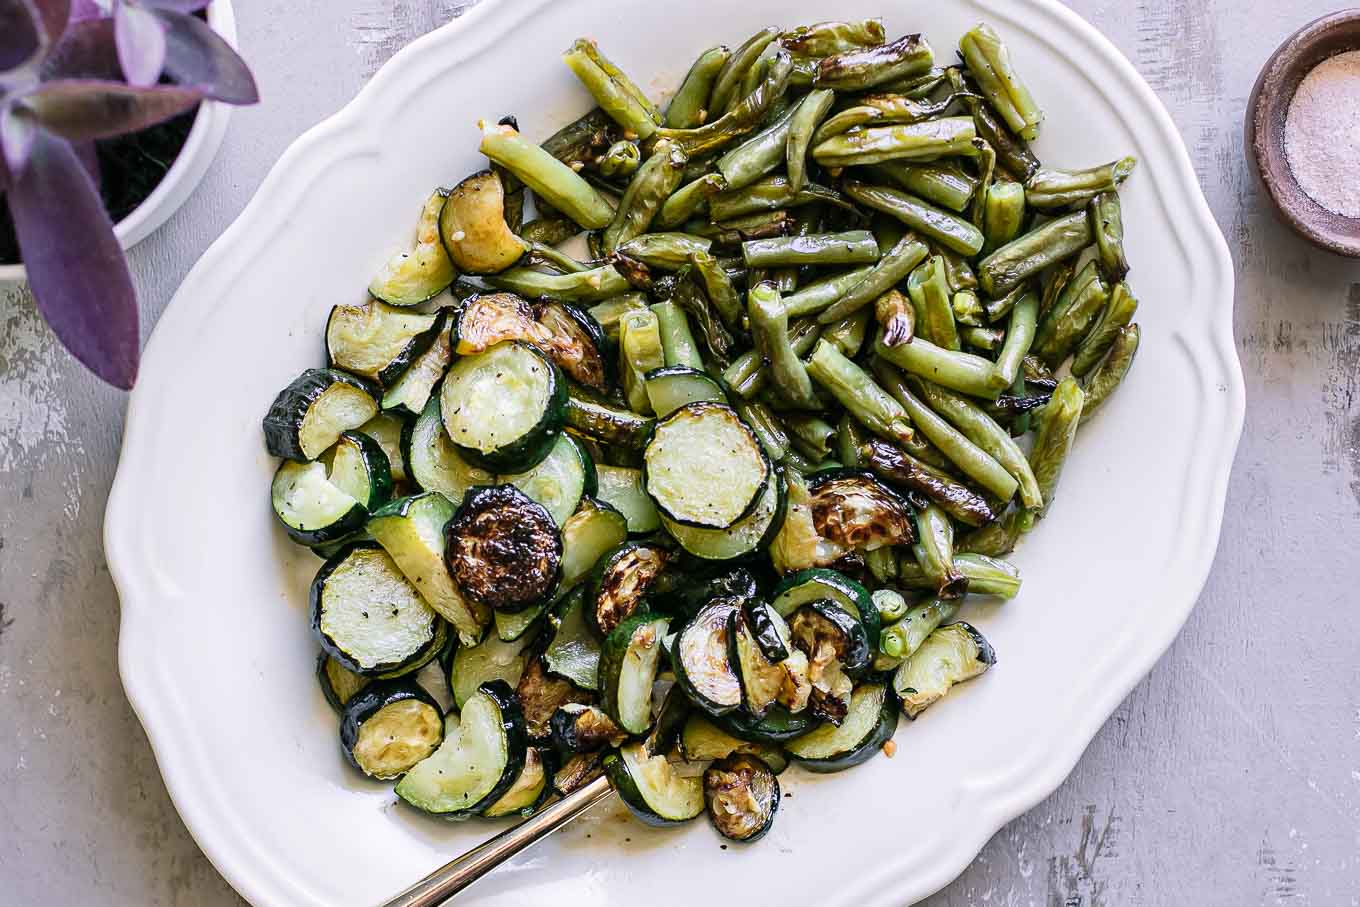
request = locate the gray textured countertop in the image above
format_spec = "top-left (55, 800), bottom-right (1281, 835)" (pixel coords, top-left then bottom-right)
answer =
top-left (2, 1), bottom-right (1358, 904)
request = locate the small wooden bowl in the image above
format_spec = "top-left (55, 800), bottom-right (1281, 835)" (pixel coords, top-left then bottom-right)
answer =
top-left (1246, 9), bottom-right (1360, 257)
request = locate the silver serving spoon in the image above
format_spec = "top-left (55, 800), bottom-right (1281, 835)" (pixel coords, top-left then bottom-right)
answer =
top-left (380, 776), bottom-right (615, 906)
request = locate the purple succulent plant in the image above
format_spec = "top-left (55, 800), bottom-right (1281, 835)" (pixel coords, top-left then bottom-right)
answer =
top-left (1, 0), bottom-right (258, 388)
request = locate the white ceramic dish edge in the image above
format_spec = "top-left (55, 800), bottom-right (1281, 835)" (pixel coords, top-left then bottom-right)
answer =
top-left (0, 0), bottom-right (236, 283)
top-left (106, 1), bottom-right (1245, 904)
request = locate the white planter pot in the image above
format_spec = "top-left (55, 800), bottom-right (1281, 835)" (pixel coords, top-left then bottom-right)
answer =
top-left (0, 0), bottom-right (238, 284)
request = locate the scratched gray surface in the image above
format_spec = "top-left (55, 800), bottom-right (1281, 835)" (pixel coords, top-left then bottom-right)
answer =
top-left (1, 1), bottom-right (1357, 904)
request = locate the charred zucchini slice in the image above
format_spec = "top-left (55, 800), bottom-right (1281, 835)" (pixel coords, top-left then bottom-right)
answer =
top-left (704, 754), bottom-right (780, 843)
top-left (604, 741), bottom-right (705, 826)
top-left (555, 750), bottom-right (606, 796)
top-left (594, 465), bottom-right (661, 535)
top-left (482, 746), bottom-right (554, 818)
top-left (340, 680), bottom-right (443, 779)
top-left (439, 170), bottom-right (529, 274)
top-left (550, 703), bottom-right (628, 753)
top-left (728, 606), bottom-right (811, 719)
top-left (599, 613), bottom-right (671, 735)
top-left (743, 599), bottom-right (789, 663)
top-left (586, 542), bottom-right (671, 636)
top-left (358, 412), bottom-right (411, 484)
top-left (644, 402), bottom-right (770, 529)
top-left (671, 597), bottom-right (742, 716)
top-left (367, 492), bottom-right (489, 646)
top-left (316, 651), bottom-right (372, 712)
top-left (403, 394), bottom-right (493, 503)
top-left (893, 621), bottom-right (996, 719)
top-left (805, 469), bottom-right (915, 552)
top-left (788, 600), bottom-right (871, 724)
top-left (516, 656), bottom-right (590, 739)
top-left (498, 432), bottom-right (596, 526)
top-left (447, 629), bottom-right (531, 709)
top-left (440, 341), bottom-right (567, 472)
top-left (544, 587), bottom-right (603, 691)
top-left (447, 484), bottom-right (562, 613)
top-left (771, 567), bottom-right (878, 651)
top-left (680, 714), bottom-right (790, 774)
top-left (715, 705), bottom-right (816, 744)
top-left (785, 681), bottom-right (897, 773)
top-left (326, 299), bottom-right (442, 387)
top-left (452, 293), bottom-right (548, 356)
top-left (369, 188), bottom-right (456, 305)
top-left (309, 543), bottom-right (440, 676)
top-left (643, 366), bottom-right (726, 418)
top-left (395, 680), bottom-right (527, 816)
top-left (535, 301), bottom-right (611, 392)
top-left (661, 468), bottom-right (787, 561)
top-left (263, 368), bottom-right (379, 461)
top-left (381, 310), bottom-right (453, 416)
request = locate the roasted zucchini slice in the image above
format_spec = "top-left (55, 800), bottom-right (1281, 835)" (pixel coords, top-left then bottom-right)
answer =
top-left (439, 170), bottom-right (529, 274)
top-left (263, 368), bottom-right (379, 462)
top-left (643, 366), bottom-right (726, 418)
top-left (743, 598), bottom-right (789, 663)
top-left (594, 465), bottom-right (661, 535)
top-left (447, 629), bottom-right (531, 709)
top-left (679, 714), bottom-right (790, 774)
top-left (644, 402), bottom-right (770, 529)
top-left (661, 468), bottom-right (787, 561)
top-left (550, 703), bottom-right (628, 753)
top-left (727, 605), bottom-right (810, 718)
top-left (367, 492), bottom-right (489, 646)
top-left (535, 301), bottom-right (611, 392)
top-left (309, 543), bottom-right (441, 675)
top-left (671, 597), bottom-right (742, 716)
top-left (272, 429), bottom-right (391, 546)
top-left (452, 293), bottom-right (549, 355)
top-left (369, 188), bottom-right (456, 305)
top-left (785, 681), bottom-right (897, 773)
top-left (544, 587), bottom-right (603, 691)
top-left (439, 341), bottom-right (567, 472)
top-left (555, 750), bottom-right (606, 796)
top-left (402, 393), bottom-right (493, 503)
top-left (395, 680), bottom-right (527, 817)
top-left (704, 754), bottom-right (780, 843)
top-left (340, 680), bottom-right (443, 779)
top-left (715, 705), bottom-right (816, 744)
top-left (599, 613), bottom-right (671, 735)
top-left (482, 746), bottom-right (554, 818)
top-left (604, 741), bottom-right (705, 826)
top-left (326, 299), bottom-right (442, 387)
top-left (771, 568), bottom-right (879, 651)
top-left (358, 411), bottom-right (410, 484)
top-left (381, 310), bottom-right (453, 416)
top-left (447, 484), bottom-right (562, 613)
top-left (893, 621), bottom-right (996, 719)
top-left (556, 497), bottom-right (629, 592)
top-left (498, 432), bottom-right (596, 526)
top-left (586, 542), bottom-right (671, 636)
top-left (805, 468), bottom-right (915, 552)
top-left (788, 600), bottom-right (871, 724)
top-left (316, 651), bottom-right (372, 712)
top-left (516, 656), bottom-right (590, 739)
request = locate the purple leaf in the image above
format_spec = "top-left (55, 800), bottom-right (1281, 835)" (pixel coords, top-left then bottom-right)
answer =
top-left (0, 1), bottom-right (44, 72)
top-left (140, 0), bottom-right (207, 12)
top-left (157, 8), bottom-right (257, 104)
top-left (19, 78), bottom-right (200, 141)
top-left (2, 130), bottom-right (139, 388)
top-left (114, 0), bottom-right (164, 85)
top-left (0, 104), bottom-right (38, 173)
top-left (67, 0), bottom-right (104, 21)
top-left (42, 16), bottom-right (121, 79)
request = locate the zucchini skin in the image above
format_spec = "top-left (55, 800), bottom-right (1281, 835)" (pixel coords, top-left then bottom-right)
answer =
top-left (601, 750), bottom-right (693, 827)
top-left (316, 651), bottom-right (372, 712)
top-left (790, 686), bottom-right (898, 774)
top-left (325, 303), bottom-right (444, 388)
top-left (743, 599), bottom-right (790, 663)
top-left (564, 384), bottom-right (656, 450)
top-left (790, 598), bottom-right (872, 674)
top-left (263, 368), bottom-right (379, 461)
top-left (271, 462), bottom-right (368, 547)
top-left (715, 705), bottom-right (816, 744)
top-left (339, 680), bottom-right (442, 778)
top-left (670, 597), bottom-right (743, 717)
top-left (470, 679), bottom-right (532, 815)
top-left (445, 342), bottom-right (569, 473)
top-left (598, 612), bottom-right (670, 735)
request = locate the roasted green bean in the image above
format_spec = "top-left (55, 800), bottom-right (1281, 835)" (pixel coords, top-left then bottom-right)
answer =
top-left (667, 265), bottom-right (735, 363)
top-left (563, 39), bottom-right (661, 139)
top-left (959, 24), bottom-right (1042, 141)
top-left (588, 292), bottom-right (650, 341)
top-left (717, 103), bottom-right (800, 190)
top-left (961, 326), bottom-right (1004, 351)
top-left (1071, 282), bottom-right (1138, 377)
top-left (875, 288), bottom-right (916, 348)
top-left (749, 280), bottom-right (819, 408)
top-left (806, 339), bottom-right (915, 446)
top-left (709, 175), bottom-right (843, 221)
top-left (488, 263), bottom-right (630, 301)
top-left (957, 505), bottom-right (1032, 556)
top-left (1028, 376), bottom-right (1084, 517)
top-left (650, 300), bottom-right (703, 369)
top-left (912, 502), bottom-right (967, 597)
top-left (817, 231), bottom-right (929, 323)
top-left (665, 45), bottom-right (731, 128)
top-left (873, 332), bottom-right (1001, 399)
top-left (709, 27), bottom-right (781, 116)
top-left (616, 232), bottom-right (711, 271)
top-left (843, 181), bottom-right (984, 256)
top-left (879, 598), bottom-right (959, 659)
top-left (860, 437), bottom-right (997, 527)
top-left (1090, 190), bottom-right (1129, 281)
top-left (868, 161), bottom-right (978, 212)
top-left (603, 139), bottom-right (687, 252)
top-left (1032, 260), bottom-right (1109, 367)
top-left (897, 552), bottom-right (1020, 598)
top-left (620, 308), bottom-right (665, 412)
top-left (781, 19), bottom-right (886, 56)
top-left (687, 249), bottom-right (745, 329)
top-left (598, 140), bottom-right (642, 179)
top-left (814, 33), bottom-right (935, 90)
top-left (722, 318), bottom-right (820, 397)
top-left (1080, 323), bottom-right (1139, 423)
top-left (655, 173), bottom-right (727, 228)
top-left (872, 360), bottom-right (1018, 500)
top-left (480, 121), bottom-right (616, 229)
top-left (783, 264), bottom-right (877, 316)
top-left (735, 399), bottom-right (791, 463)
top-left (988, 289), bottom-right (1038, 392)
top-left (976, 209), bottom-right (1090, 297)
top-left (822, 308), bottom-right (871, 357)
top-left (952, 289), bottom-right (985, 326)
top-left (781, 412), bottom-right (837, 457)
top-left (1026, 157), bottom-right (1135, 211)
top-left (812, 116), bottom-right (976, 167)
top-left (653, 48), bottom-right (793, 157)
top-left (906, 255), bottom-right (961, 350)
top-left (742, 230), bottom-right (879, 268)
top-left (786, 88), bottom-right (836, 192)
top-left (982, 180), bottom-right (1026, 252)
top-left (837, 413), bottom-right (869, 467)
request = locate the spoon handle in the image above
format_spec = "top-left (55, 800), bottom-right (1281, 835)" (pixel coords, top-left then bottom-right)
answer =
top-left (380, 776), bottom-right (615, 907)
